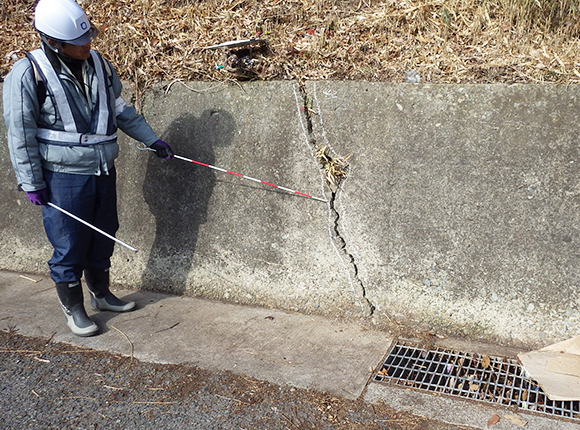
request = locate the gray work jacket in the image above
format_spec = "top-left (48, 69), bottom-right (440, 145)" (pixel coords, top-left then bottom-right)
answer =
top-left (3, 45), bottom-right (158, 192)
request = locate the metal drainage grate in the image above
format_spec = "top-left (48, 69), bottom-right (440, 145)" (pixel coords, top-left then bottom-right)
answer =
top-left (373, 342), bottom-right (580, 422)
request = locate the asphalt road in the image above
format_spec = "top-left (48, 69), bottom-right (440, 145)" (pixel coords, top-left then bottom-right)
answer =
top-left (0, 330), bottom-right (476, 430)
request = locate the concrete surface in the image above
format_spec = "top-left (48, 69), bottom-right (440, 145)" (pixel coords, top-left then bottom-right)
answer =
top-left (2, 81), bottom-right (580, 349)
top-left (306, 82), bottom-right (580, 349)
top-left (2, 269), bottom-right (579, 430)
top-left (366, 384), bottom-right (580, 430)
top-left (0, 270), bottom-right (386, 400)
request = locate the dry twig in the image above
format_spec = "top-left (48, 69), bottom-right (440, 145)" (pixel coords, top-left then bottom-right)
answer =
top-left (0, 349), bottom-right (42, 354)
top-left (111, 325), bottom-right (134, 363)
top-left (19, 275), bottom-right (40, 283)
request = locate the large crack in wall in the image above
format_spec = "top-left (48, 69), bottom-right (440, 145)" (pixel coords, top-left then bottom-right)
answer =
top-left (297, 83), bottom-right (375, 318)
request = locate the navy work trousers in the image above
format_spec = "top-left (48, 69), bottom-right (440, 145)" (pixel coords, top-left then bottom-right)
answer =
top-left (41, 168), bottom-right (119, 283)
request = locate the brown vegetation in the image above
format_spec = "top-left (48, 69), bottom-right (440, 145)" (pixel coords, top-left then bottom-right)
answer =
top-left (2, 0), bottom-right (580, 92)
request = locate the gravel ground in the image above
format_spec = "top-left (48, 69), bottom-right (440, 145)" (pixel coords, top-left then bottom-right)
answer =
top-left (0, 330), bottom-right (477, 430)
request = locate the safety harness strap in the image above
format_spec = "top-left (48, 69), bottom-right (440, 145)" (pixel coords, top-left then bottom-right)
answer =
top-left (27, 49), bottom-right (76, 133)
top-left (26, 49), bottom-right (116, 145)
top-left (36, 128), bottom-right (117, 145)
top-left (90, 50), bottom-right (109, 136)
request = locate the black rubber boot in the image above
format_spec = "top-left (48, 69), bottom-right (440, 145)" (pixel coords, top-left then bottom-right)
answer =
top-left (55, 281), bottom-right (99, 337)
top-left (84, 269), bottom-right (135, 312)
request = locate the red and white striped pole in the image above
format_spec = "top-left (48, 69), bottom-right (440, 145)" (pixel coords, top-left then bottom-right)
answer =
top-left (172, 154), bottom-right (327, 202)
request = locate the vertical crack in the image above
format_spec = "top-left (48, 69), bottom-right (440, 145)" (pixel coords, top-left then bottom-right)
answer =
top-left (328, 190), bottom-right (376, 318)
top-left (297, 82), bottom-right (375, 318)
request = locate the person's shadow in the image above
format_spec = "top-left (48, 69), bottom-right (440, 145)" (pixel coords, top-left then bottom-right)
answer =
top-left (141, 110), bottom-right (236, 294)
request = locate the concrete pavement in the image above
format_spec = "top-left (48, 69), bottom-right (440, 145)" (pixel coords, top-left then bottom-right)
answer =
top-left (0, 270), bottom-right (387, 400)
top-left (2, 269), bottom-right (580, 430)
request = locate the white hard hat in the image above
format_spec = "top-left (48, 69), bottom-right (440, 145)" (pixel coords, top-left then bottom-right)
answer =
top-left (34, 0), bottom-right (98, 45)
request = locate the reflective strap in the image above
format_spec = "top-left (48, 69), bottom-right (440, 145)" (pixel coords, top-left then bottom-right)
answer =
top-left (115, 96), bottom-right (128, 116)
top-left (28, 50), bottom-right (77, 133)
top-left (89, 51), bottom-right (110, 135)
top-left (37, 128), bottom-right (117, 145)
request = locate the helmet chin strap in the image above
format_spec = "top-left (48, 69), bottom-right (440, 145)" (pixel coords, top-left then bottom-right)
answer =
top-left (41, 37), bottom-right (79, 63)
top-left (41, 35), bottom-right (63, 54)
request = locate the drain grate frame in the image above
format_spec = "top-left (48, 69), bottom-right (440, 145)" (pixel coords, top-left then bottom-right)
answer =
top-left (372, 341), bottom-right (580, 422)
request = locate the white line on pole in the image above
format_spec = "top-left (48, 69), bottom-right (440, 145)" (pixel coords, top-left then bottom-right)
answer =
top-left (47, 202), bottom-right (138, 253)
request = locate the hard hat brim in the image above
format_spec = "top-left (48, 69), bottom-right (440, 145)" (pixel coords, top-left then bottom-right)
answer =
top-left (66, 24), bottom-right (99, 45)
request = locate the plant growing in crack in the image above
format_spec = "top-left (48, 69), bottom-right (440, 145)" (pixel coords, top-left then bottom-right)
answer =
top-left (315, 145), bottom-right (352, 187)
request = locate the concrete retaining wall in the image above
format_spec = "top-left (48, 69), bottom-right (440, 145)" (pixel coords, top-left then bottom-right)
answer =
top-left (2, 81), bottom-right (579, 348)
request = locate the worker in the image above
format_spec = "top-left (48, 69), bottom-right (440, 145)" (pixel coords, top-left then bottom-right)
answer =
top-left (3, 0), bottom-right (173, 336)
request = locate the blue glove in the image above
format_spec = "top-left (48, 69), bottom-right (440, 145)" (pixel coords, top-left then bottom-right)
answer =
top-left (150, 140), bottom-right (174, 159)
top-left (26, 188), bottom-right (49, 205)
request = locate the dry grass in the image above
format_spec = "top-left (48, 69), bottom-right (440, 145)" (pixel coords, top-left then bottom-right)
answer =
top-left (2, 0), bottom-right (580, 94)
top-left (316, 145), bottom-right (352, 186)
